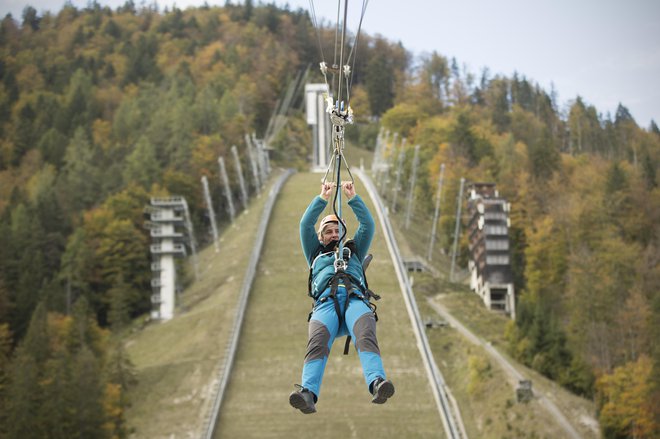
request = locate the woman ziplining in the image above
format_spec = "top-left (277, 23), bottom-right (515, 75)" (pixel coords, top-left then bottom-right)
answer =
top-left (289, 181), bottom-right (395, 414)
top-left (288, 0), bottom-right (394, 414)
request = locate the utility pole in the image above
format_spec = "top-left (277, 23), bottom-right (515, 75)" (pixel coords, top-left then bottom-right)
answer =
top-left (218, 156), bottom-right (235, 222)
top-left (181, 199), bottom-right (199, 280)
top-left (371, 127), bottom-right (384, 174)
top-left (245, 134), bottom-right (261, 195)
top-left (231, 145), bottom-right (249, 211)
top-left (253, 132), bottom-right (269, 181)
top-left (379, 132), bottom-right (397, 194)
top-left (450, 177), bottom-right (465, 282)
top-left (391, 137), bottom-right (406, 212)
top-left (405, 144), bottom-right (421, 229)
top-left (427, 163), bottom-right (445, 261)
top-left (201, 176), bottom-right (220, 252)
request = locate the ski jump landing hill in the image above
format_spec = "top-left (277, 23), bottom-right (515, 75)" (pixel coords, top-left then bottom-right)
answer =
top-left (206, 169), bottom-right (465, 438)
top-left (124, 167), bottom-right (465, 438)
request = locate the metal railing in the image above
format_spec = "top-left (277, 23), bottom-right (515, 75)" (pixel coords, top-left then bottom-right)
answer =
top-left (201, 169), bottom-right (295, 439)
top-left (151, 196), bottom-right (187, 207)
top-left (149, 243), bottom-right (187, 256)
top-left (356, 168), bottom-right (468, 439)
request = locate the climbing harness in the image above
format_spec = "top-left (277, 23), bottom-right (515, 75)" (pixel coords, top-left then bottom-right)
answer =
top-left (306, 240), bottom-right (380, 355)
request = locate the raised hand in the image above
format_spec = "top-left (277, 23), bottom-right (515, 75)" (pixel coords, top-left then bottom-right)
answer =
top-left (320, 182), bottom-right (336, 200)
top-left (342, 181), bottom-right (356, 199)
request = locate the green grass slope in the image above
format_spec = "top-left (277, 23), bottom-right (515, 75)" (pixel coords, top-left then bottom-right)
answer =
top-left (123, 173), bottom-right (279, 438)
top-left (122, 161), bottom-right (598, 439)
top-left (418, 284), bottom-right (599, 439)
top-left (214, 172), bottom-right (445, 438)
top-left (385, 206), bottom-right (599, 438)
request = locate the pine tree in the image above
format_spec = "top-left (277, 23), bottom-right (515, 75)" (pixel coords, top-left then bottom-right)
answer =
top-left (641, 151), bottom-right (657, 189)
top-left (106, 341), bottom-right (137, 392)
top-left (14, 250), bottom-right (46, 340)
top-left (104, 341), bottom-right (137, 437)
top-left (121, 34), bottom-right (162, 85)
top-left (650, 120), bottom-right (660, 136)
top-left (490, 78), bottom-right (511, 132)
top-left (60, 127), bottom-right (102, 212)
top-left (66, 297), bottom-right (106, 358)
top-left (37, 128), bottom-right (68, 169)
top-left (365, 54), bottom-right (394, 117)
top-left (423, 52), bottom-right (449, 104)
top-left (7, 204), bottom-right (48, 340)
top-left (615, 103), bottom-right (635, 125)
top-left (7, 347), bottom-right (43, 438)
top-left (0, 323), bottom-right (11, 437)
top-left (449, 111), bottom-right (480, 165)
top-left (605, 162), bottom-right (627, 194)
top-left (123, 135), bottom-right (161, 188)
top-left (57, 69), bottom-right (97, 136)
top-left (650, 290), bottom-right (660, 436)
top-left (21, 303), bottom-right (50, 364)
top-left (107, 275), bottom-right (133, 330)
top-left (527, 126), bottom-right (559, 181)
top-left (244, 0), bottom-right (254, 21)
top-left (40, 350), bottom-right (76, 438)
top-left (71, 346), bottom-right (108, 438)
top-left (194, 85), bottom-right (220, 135)
top-left (21, 6), bottom-right (40, 30)
top-left (0, 267), bottom-right (11, 325)
top-left (59, 228), bottom-right (93, 314)
top-left (614, 103), bottom-right (640, 165)
top-left (12, 101), bottom-right (37, 164)
top-left (7, 303), bottom-right (50, 438)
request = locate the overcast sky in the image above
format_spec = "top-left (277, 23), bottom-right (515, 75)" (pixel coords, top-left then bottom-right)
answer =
top-left (3, 0), bottom-right (659, 127)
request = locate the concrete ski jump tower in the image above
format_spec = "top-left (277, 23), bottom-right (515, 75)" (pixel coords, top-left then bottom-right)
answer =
top-left (305, 83), bottom-right (331, 171)
top-left (466, 183), bottom-right (516, 318)
top-left (146, 197), bottom-right (190, 320)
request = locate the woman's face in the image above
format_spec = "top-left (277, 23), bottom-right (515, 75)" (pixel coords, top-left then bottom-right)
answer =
top-left (321, 223), bottom-right (339, 246)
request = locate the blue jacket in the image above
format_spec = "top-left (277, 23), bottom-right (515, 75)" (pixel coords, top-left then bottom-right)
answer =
top-left (300, 195), bottom-right (375, 299)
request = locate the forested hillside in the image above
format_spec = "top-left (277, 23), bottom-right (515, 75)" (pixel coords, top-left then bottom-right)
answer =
top-left (376, 54), bottom-right (660, 437)
top-left (0, 2), bottom-right (409, 437)
top-left (0, 1), bottom-right (658, 438)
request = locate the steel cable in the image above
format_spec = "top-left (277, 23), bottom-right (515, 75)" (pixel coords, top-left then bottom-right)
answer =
top-left (308, 0), bottom-right (325, 64)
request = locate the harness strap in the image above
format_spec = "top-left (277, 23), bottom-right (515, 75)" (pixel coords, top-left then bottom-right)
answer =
top-left (343, 335), bottom-right (352, 355)
top-left (307, 263), bottom-right (381, 355)
top-left (328, 272), bottom-right (363, 355)
top-left (329, 275), bottom-right (343, 332)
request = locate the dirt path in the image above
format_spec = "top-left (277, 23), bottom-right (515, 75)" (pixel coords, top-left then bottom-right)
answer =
top-left (426, 297), bottom-right (587, 439)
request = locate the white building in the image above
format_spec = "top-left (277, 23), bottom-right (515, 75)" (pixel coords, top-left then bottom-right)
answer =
top-left (147, 197), bottom-right (189, 320)
top-left (305, 83), bottom-right (331, 171)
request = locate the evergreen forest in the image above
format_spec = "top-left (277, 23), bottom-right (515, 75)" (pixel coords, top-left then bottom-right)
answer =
top-left (0, 1), bottom-right (657, 438)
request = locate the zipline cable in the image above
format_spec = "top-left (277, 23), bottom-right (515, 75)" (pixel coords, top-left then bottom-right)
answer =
top-left (309, 0), bottom-right (369, 271)
top-left (330, 0), bottom-right (341, 100)
top-left (333, 0), bottom-right (341, 67)
top-left (308, 0), bottom-right (325, 64)
top-left (346, 0), bottom-right (369, 104)
top-left (337, 0), bottom-right (349, 106)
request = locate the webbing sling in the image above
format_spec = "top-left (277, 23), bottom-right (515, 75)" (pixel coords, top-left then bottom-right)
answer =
top-left (306, 240), bottom-right (380, 355)
top-left (309, 270), bottom-right (380, 355)
top-left (332, 272), bottom-right (355, 355)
